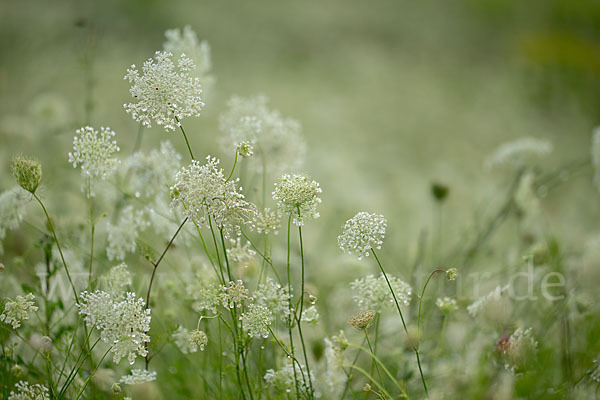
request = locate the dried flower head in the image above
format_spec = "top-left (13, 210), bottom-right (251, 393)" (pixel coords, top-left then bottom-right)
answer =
top-left (1, 293), bottom-right (38, 329)
top-left (338, 212), bottom-right (387, 260)
top-left (11, 156), bottom-right (42, 194)
top-left (436, 297), bottom-right (458, 313)
top-left (124, 51), bottom-right (204, 131)
top-left (172, 326), bottom-right (208, 353)
top-left (350, 274), bottom-right (412, 313)
top-left (272, 174), bottom-right (322, 226)
top-left (347, 310), bottom-right (375, 330)
top-left (171, 156), bottom-right (256, 237)
top-left (8, 380), bottom-right (49, 400)
top-left (69, 126), bottom-right (120, 180)
top-left (119, 369), bottom-right (157, 385)
top-left (78, 291), bottom-right (151, 364)
top-left (241, 303), bottom-right (271, 339)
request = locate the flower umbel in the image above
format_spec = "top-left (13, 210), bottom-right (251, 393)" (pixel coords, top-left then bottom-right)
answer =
top-left (172, 326), bottom-right (208, 353)
top-left (119, 369), bottom-right (157, 385)
top-left (350, 274), bottom-right (412, 313)
top-left (1, 293), bottom-right (38, 329)
top-left (11, 156), bottom-right (42, 194)
top-left (338, 212), bottom-right (387, 260)
top-left (8, 380), bottom-right (49, 400)
top-left (68, 126), bottom-right (120, 180)
top-left (272, 174), bottom-right (322, 226)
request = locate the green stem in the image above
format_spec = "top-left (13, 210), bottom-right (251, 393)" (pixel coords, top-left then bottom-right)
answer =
top-left (297, 221), bottom-right (314, 398)
top-left (417, 269), bottom-right (446, 338)
top-left (365, 330), bottom-right (384, 391)
top-left (286, 215), bottom-right (301, 399)
top-left (226, 150), bottom-right (239, 182)
top-left (87, 176), bottom-right (94, 288)
top-left (175, 115), bottom-right (195, 160)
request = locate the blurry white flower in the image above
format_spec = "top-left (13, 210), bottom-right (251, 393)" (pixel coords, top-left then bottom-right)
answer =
top-left (222, 280), bottom-right (252, 309)
top-left (227, 238), bottom-right (256, 264)
top-left (324, 338), bottom-right (346, 396)
top-left (186, 278), bottom-right (223, 314)
top-left (272, 174), bottom-right (322, 226)
top-left (253, 208), bottom-right (281, 235)
top-left (124, 51), bottom-right (204, 131)
top-left (485, 137), bottom-right (552, 169)
top-left (78, 291), bottom-right (151, 364)
top-left (119, 369), bottom-right (157, 385)
top-left (8, 380), bottom-right (49, 400)
top-left (163, 26), bottom-right (215, 95)
top-left (264, 360), bottom-right (314, 395)
top-left (436, 297), bottom-right (458, 313)
top-left (1, 293), bottom-right (38, 329)
top-left (338, 212), bottom-right (387, 260)
top-left (172, 326), bottom-right (208, 353)
top-left (106, 205), bottom-right (149, 261)
top-left (103, 263), bottom-right (132, 297)
top-left (467, 285), bottom-right (508, 317)
top-left (68, 126), bottom-right (120, 180)
top-left (241, 303), bottom-right (271, 338)
top-left (0, 187), bottom-right (31, 243)
top-left (350, 274), bottom-right (411, 313)
top-left (236, 141), bottom-right (254, 158)
top-left (497, 327), bottom-right (538, 371)
top-left (300, 305), bottom-right (319, 324)
top-left (255, 278), bottom-right (291, 321)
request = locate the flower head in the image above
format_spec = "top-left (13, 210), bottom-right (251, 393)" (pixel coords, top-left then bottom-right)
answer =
top-left (78, 291), bottom-right (151, 364)
top-left (69, 126), bottom-right (120, 181)
top-left (347, 310), bottom-right (375, 330)
top-left (103, 263), bottom-right (132, 297)
top-left (222, 280), bottom-right (252, 309)
top-left (485, 137), bottom-right (553, 170)
top-left (106, 206), bottom-right (149, 261)
top-left (8, 380), bottom-right (49, 400)
top-left (1, 293), bottom-right (38, 329)
top-left (237, 141), bottom-right (254, 158)
top-left (124, 51), bottom-right (204, 131)
top-left (446, 268), bottom-right (457, 281)
top-left (119, 369), bottom-right (157, 385)
top-left (241, 303), bottom-right (271, 339)
top-left (350, 274), bottom-right (412, 313)
top-left (301, 305), bottom-right (319, 324)
top-left (0, 187), bottom-right (31, 242)
top-left (186, 279), bottom-right (223, 314)
top-left (272, 174), bottom-right (322, 226)
top-left (172, 326), bottom-right (208, 353)
top-left (338, 212), bottom-right (387, 260)
top-left (253, 208), bottom-right (281, 235)
top-left (436, 297), bottom-right (458, 313)
top-left (11, 156), bottom-right (42, 194)
top-left (255, 278), bottom-right (291, 321)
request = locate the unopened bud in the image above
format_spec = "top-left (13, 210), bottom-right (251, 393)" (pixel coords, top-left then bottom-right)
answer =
top-left (11, 155), bottom-right (42, 194)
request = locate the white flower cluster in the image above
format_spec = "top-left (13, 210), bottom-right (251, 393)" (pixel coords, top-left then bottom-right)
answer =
top-left (338, 212), bottom-right (387, 260)
top-left (350, 274), bottom-right (412, 313)
top-left (172, 326), bottom-right (208, 353)
top-left (106, 205), bottom-right (149, 261)
top-left (0, 187), bottom-right (31, 243)
top-left (241, 303), bottom-right (271, 338)
top-left (78, 291), bottom-right (151, 364)
top-left (324, 338), bottom-right (346, 396)
top-left (264, 360), bottom-right (314, 395)
top-left (227, 238), bottom-right (257, 264)
top-left (8, 380), bottom-right (49, 400)
top-left (1, 293), bottom-right (38, 329)
top-left (163, 26), bottom-right (215, 95)
top-left (68, 126), bottom-right (120, 180)
top-left (186, 279), bottom-right (223, 314)
top-left (254, 208), bottom-right (281, 235)
top-left (467, 285), bottom-right (508, 317)
top-left (222, 280), bottom-right (252, 309)
top-left (124, 51), bottom-right (204, 131)
top-left (119, 369), bottom-right (157, 385)
top-left (103, 263), bottom-right (132, 296)
top-left (436, 296), bottom-right (458, 313)
top-left (272, 174), bottom-right (322, 226)
top-left (300, 305), bottom-right (319, 324)
top-left (485, 137), bottom-right (553, 170)
top-left (499, 327), bottom-right (538, 371)
top-left (124, 140), bottom-right (182, 199)
top-left (219, 95), bottom-right (306, 175)
top-left (171, 156), bottom-right (256, 237)
top-left (254, 278), bottom-right (291, 321)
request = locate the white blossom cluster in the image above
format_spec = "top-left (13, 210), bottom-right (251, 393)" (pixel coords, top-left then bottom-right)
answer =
top-left (300, 305), bottom-right (319, 324)
top-left (499, 327), bottom-right (538, 372)
top-left (172, 326), bottom-right (208, 353)
top-left (106, 205), bottom-right (149, 261)
top-left (103, 263), bottom-right (132, 297)
top-left (78, 291), bottom-right (151, 364)
top-left (253, 208), bottom-right (281, 235)
top-left (8, 380), bottom-right (49, 400)
top-left (350, 274), bottom-right (412, 313)
top-left (119, 369), bottom-right (157, 385)
top-left (219, 95), bottom-right (306, 175)
top-left (337, 212), bottom-right (387, 260)
top-left (68, 126), bottom-right (120, 180)
top-left (124, 51), bottom-right (204, 131)
top-left (0, 186), bottom-right (31, 243)
top-left (241, 303), bottom-right (271, 338)
top-left (485, 137), bottom-right (553, 170)
top-left (185, 279), bottom-right (223, 314)
top-left (227, 238), bottom-right (257, 264)
top-left (324, 338), bottom-right (346, 396)
top-left (124, 140), bottom-right (182, 199)
top-left (163, 26), bottom-right (215, 95)
top-left (272, 174), bottom-right (322, 226)
top-left (171, 156), bottom-right (256, 237)
top-left (467, 285), bottom-right (508, 317)
top-left (264, 360), bottom-right (314, 395)
top-left (254, 278), bottom-right (291, 321)
top-left (436, 296), bottom-right (458, 313)
top-left (1, 293), bottom-right (38, 329)
top-left (222, 280), bottom-right (252, 309)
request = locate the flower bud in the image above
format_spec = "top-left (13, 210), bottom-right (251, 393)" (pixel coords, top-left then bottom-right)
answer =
top-left (237, 141), bottom-right (254, 158)
top-left (11, 155), bottom-right (42, 194)
top-left (446, 268), bottom-right (457, 281)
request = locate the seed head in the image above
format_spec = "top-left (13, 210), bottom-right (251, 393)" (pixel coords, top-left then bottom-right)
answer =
top-left (11, 156), bottom-right (42, 194)
top-left (348, 310), bottom-right (375, 330)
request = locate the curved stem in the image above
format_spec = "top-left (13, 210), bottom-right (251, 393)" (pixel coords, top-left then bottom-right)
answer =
top-left (417, 269), bottom-right (446, 339)
top-left (175, 116), bottom-right (195, 160)
top-left (226, 150), bottom-right (239, 182)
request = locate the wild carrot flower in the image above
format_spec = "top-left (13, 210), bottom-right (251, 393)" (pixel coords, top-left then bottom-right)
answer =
top-left (498, 327), bottom-right (538, 371)
top-left (78, 291), bottom-right (151, 364)
top-left (186, 279), bottom-right (223, 314)
top-left (241, 303), bottom-right (271, 338)
top-left (436, 297), bottom-right (458, 313)
top-left (272, 174), bottom-right (322, 226)
top-left (222, 280), bottom-right (252, 309)
top-left (11, 156), bottom-right (42, 194)
top-left (227, 238), bottom-right (256, 264)
top-left (171, 156), bottom-right (256, 237)
top-left (68, 126), bottom-right (120, 180)
top-left (255, 278), bottom-right (291, 320)
top-left (163, 26), bottom-right (215, 94)
top-left (8, 380), bottom-right (49, 400)
top-left (347, 310), bottom-right (375, 330)
top-left (237, 141), bottom-right (254, 158)
top-left (324, 338), bottom-right (346, 395)
top-left (338, 212), bottom-right (387, 260)
top-left (103, 263), bottom-right (132, 297)
top-left (119, 369), bottom-right (157, 384)
top-left (0, 187), bottom-right (31, 242)
top-left (301, 305), bottom-right (319, 324)
top-left (446, 268), bottom-right (457, 281)
top-left (106, 205), bottom-right (149, 261)
top-left (350, 274), bottom-right (412, 312)
top-left (172, 326), bottom-right (208, 353)
top-left (1, 293), bottom-right (38, 329)
top-left (254, 208), bottom-right (281, 235)
top-left (264, 360), bottom-right (314, 394)
top-left (124, 51), bottom-right (204, 131)
top-left (485, 137), bottom-right (552, 169)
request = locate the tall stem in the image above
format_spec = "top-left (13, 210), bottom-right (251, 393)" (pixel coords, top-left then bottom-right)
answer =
top-left (175, 116), bottom-right (195, 160)
top-left (297, 222), bottom-right (314, 398)
top-left (286, 215), bottom-right (300, 399)
top-left (364, 330), bottom-right (383, 389)
top-left (87, 177), bottom-right (95, 288)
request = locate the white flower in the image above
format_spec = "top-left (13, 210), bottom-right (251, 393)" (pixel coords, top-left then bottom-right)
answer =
top-left (255, 278), bottom-right (291, 321)
top-left (272, 174), bottom-right (322, 226)
top-left (241, 303), bottom-right (271, 339)
top-left (68, 126), bottom-right (120, 180)
top-left (103, 263), bottom-right (132, 297)
top-left (8, 380), bottom-right (49, 400)
top-left (222, 280), bottom-right (252, 309)
top-left (1, 293), bottom-right (38, 329)
top-left (485, 137), bottom-right (553, 169)
top-left (172, 326), bottom-right (208, 353)
top-left (338, 212), bottom-right (387, 260)
top-left (264, 360), bottom-right (314, 395)
top-left (163, 26), bottom-right (215, 95)
top-left (119, 369), bottom-right (157, 384)
top-left (227, 238), bottom-right (256, 264)
top-left (324, 338), bottom-right (346, 395)
top-left (171, 156), bottom-right (256, 237)
top-left (0, 186), bottom-right (31, 243)
top-left (498, 327), bottom-right (538, 371)
top-left (124, 51), bottom-right (204, 131)
top-left (436, 297), bottom-right (458, 313)
top-left (185, 278), bottom-right (223, 314)
top-left (219, 95), bottom-right (306, 175)
top-left (350, 274), bottom-right (412, 313)
top-left (78, 291), bottom-right (151, 364)
top-left (106, 205), bottom-right (149, 261)
top-left (254, 208), bottom-right (281, 235)
top-left (300, 305), bottom-right (319, 324)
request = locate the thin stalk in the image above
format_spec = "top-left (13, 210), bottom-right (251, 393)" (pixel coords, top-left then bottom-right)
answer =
top-left (242, 230), bottom-right (282, 284)
top-left (226, 150), bottom-right (239, 182)
top-left (75, 345), bottom-right (113, 399)
top-left (417, 269), bottom-right (446, 338)
top-left (175, 115), bottom-right (195, 160)
top-left (340, 336), bottom-right (366, 399)
top-left (286, 215), bottom-right (300, 399)
top-left (365, 330), bottom-right (384, 390)
top-left (297, 221), bottom-right (314, 398)
top-left (342, 364), bottom-right (393, 400)
top-left (87, 176), bottom-right (94, 288)
top-left (132, 122), bottom-right (144, 153)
